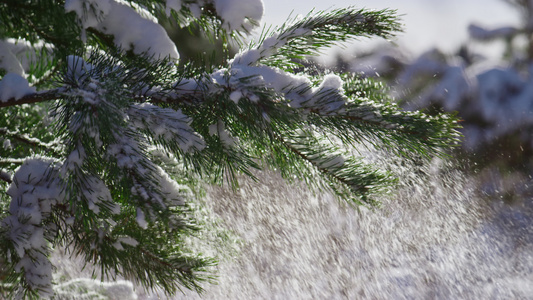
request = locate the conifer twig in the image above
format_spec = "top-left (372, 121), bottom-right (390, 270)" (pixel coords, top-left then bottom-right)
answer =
top-left (0, 89), bottom-right (62, 108)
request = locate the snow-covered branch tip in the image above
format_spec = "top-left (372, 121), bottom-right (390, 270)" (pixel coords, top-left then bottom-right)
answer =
top-left (233, 7), bottom-right (401, 67)
top-left (2, 157), bottom-right (65, 297)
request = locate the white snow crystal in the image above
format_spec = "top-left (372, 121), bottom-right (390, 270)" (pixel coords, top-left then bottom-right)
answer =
top-left (233, 65), bottom-right (311, 95)
top-left (65, 0), bottom-right (179, 60)
top-left (2, 138), bottom-right (11, 150)
top-left (318, 155), bottom-right (345, 169)
top-left (107, 137), bottom-right (143, 170)
top-left (229, 90), bottom-right (243, 103)
top-left (0, 38), bottom-right (53, 76)
top-left (0, 40), bottom-right (25, 75)
top-left (232, 27), bottom-right (312, 65)
top-left (2, 157), bottom-right (64, 297)
top-left (214, 0), bottom-right (264, 31)
top-left (209, 120), bottom-right (236, 147)
top-left (165, 0), bottom-right (182, 16)
top-left (0, 168), bottom-right (11, 183)
top-left (54, 278), bottom-right (137, 300)
top-left (117, 236), bottom-right (139, 247)
top-left (233, 49), bottom-right (262, 66)
top-left (136, 207), bottom-right (147, 229)
top-left (129, 103), bottom-right (206, 152)
top-left (98, 1), bottom-right (179, 59)
top-left (65, 146), bottom-right (87, 171)
top-left (82, 176), bottom-right (115, 214)
top-left (319, 74), bottom-right (344, 92)
top-left (0, 73), bottom-right (36, 102)
top-left (65, 0), bottom-right (112, 28)
top-left (67, 55), bottom-right (94, 81)
top-left (126, 1), bottom-right (159, 23)
top-left (112, 241), bottom-right (124, 250)
top-left (261, 35), bottom-right (281, 50)
top-left (15, 252), bottom-right (54, 296)
top-left (156, 166), bottom-right (187, 206)
top-left (223, 51), bottom-right (348, 114)
top-left (208, 122), bottom-right (218, 136)
top-left (6, 157), bottom-right (64, 204)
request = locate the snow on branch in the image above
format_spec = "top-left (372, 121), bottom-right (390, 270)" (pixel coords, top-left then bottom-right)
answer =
top-left (233, 7), bottom-right (401, 67)
top-left (0, 38), bottom-right (54, 76)
top-left (0, 73), bottom-right (36, 103)
top-left (161, 0), bottom-right (264, 32)
top-left (0, 41), bottom-right (26, 76)
top-left (214, 0), bottom-right (264, 31)
top-left (0, 128), bottom-right (63, 155)
top-left (105, 133), bottom-right (176, 210)
top-left (196, 7), bottom-right (402, 119)
top-left (0, 88), bottom-right (62, 108)
top-left (282, 130), bottom-right (390, 205)
top-left (0, 168), bottom-right (12, 183)
top-left (65, 0), bottom-right (179, 60)
top-left (2, 157), bottom-right (65, 297)
top-left (210, 60), bottom-right (348, 115)
top-left (129, 103), bottom-right (206, 153)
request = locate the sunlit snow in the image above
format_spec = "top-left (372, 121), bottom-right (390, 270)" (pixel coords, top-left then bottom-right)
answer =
top-left (0, 73), bottom-right (36, 102)
top-left (51, 156), bottom-right (533, 299)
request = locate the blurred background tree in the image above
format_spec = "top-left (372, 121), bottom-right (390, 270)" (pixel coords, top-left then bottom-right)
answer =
top-left (327, 0), bottom-right (533, 173)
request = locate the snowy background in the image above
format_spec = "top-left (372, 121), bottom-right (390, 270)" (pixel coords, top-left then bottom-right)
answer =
top-left (53, 161), bottom-right (533, 299)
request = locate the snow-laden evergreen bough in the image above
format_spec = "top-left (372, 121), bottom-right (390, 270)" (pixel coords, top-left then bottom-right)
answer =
top-left (0, 0), bottom-right (460, 298)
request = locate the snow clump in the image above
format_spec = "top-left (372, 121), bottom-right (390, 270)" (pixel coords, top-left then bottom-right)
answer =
top-left (0, 73), bottom-right (36, 102)
top-left (2, 157), bottom-right (65, 297)
top-left (65, 0), bottom-right (179, 60)
top-left (214, 0), bottom-right (264, 31)
top-left (128, 103), bottom-right (206, 153)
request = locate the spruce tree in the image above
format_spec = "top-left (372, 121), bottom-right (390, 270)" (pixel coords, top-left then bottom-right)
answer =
top-left (0, 0), bottom-right (460, 298)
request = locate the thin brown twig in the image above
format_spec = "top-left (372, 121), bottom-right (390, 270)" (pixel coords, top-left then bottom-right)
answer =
top-left (0, 128), bottom-right (62, 155)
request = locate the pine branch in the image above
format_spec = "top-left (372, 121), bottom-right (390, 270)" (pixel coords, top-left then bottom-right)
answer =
top-left (337, 74), bottom-right (462, 157)
top-left (235, 7), bottom-right (402, 68)
top-left (63, 204), bottom-right (214, 296)
top-left (0, 128), bottom-right (62, 155)
top-left (0, 89), bottom-right (62, 108)
top-left (308, 103), bottom-right (461, 159)
top-left (280, 130), bottom-right (391, 205)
